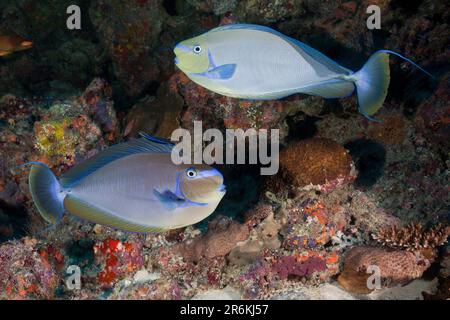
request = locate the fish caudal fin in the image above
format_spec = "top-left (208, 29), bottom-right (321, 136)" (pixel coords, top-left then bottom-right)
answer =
top-left (353, 51), bottom-right (390, 121)
top-left (28, 162), bottom-right (64, 224)
top-left (353, 50), bottom-right (433, 121)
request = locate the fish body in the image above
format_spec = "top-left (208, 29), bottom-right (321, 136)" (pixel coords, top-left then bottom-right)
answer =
top-left (174, 24), bottom-right (432, 120)
top-left (0, 34), bottom-right (33, 57)
top-left (27, 134), bottom-right (226, 233)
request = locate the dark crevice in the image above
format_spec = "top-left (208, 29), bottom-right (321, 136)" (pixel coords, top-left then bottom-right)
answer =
top-left (163, 0), bottom-right (178, 16)
top-left (345, 139), bottom-right (386, 189)
top-left (0, 200), bottom-right (29, 243)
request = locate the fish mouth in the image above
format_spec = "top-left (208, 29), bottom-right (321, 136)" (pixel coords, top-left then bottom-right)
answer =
top-left (217, 184), bottom-right (226, 193)
top-left (174, 56), bottom-right (179, 65)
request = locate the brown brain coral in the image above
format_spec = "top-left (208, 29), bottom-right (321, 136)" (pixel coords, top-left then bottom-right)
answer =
top-left (337, 246), bottom-right (433, 294)
top-left (279, 138), bottom-right (354, 190)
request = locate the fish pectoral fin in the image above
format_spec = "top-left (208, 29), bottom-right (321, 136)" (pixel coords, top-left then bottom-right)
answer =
top-left (153, 189), bottom-right (208, 210)
top-left (297, 79), bottom-right (355, 99)
top-left (208, 63), bottom-right (236, 80)
top-left (153, 189), bottom-right (183, 210)
top-left (191, 63), bottom-right (237, 80)
top-left (64, 194), bottom-right (163, 233)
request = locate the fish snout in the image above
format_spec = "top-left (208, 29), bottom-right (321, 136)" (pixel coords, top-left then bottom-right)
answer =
top-left (174, 43), bottom-right (191, 54)
top-left (217, 184), bottom-right (226, 194)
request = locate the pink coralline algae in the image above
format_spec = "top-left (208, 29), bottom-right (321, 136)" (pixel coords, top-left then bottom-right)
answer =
top-left (272, 255), bottom-right (327, 280)
top-left (0, 238), bottom-right (59, 299)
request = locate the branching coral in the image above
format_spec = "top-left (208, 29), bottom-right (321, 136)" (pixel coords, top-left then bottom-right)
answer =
top-left (372, 223), bottom-right (450, 251)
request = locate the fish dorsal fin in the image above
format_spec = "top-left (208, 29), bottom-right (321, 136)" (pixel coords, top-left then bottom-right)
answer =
top-left (288, 40), bottom-right (353, 75)
top-left (207, 23), bottom-right (277, 34)
top-left (60, 134), bottom-right (174, 188)
top-left (208, 23), bottom-right (351, 75)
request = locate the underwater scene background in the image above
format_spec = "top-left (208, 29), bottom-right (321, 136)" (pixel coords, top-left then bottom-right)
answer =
top-left (0, 0), bottom-right (449, 300)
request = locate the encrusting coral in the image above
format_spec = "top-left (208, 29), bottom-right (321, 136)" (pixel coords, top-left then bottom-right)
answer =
top-left (176, 217), bottom-right (250, 262)
top-left (372, 223), bottom-right (450, 251)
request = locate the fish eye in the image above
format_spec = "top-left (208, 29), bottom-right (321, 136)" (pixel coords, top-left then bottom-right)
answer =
top-left (193, 45), bottom-right (202, 54)
top-left (186, 168), bottom-right (197, 178)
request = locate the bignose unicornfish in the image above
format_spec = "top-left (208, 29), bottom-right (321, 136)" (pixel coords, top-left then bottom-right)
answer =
top-left (174, 24), bottom-right (433, 121)
top-left (24, 133), bottom-right (226, 233)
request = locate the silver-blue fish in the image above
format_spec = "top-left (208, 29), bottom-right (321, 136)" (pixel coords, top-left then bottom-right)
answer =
top-left (174, 24), bottom-right (432, 121)
top-left (26, 134), bottom-right (226, 233)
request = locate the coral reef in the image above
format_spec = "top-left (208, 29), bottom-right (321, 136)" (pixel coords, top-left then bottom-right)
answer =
top-left (0, 238), bottom-right (59, 299)
top-left (176, 216), bottom-right (250, 262)
top-left (88, 0), bottom-right (168, 97)
top-left (33, 78), bottom-right (118, 169)
top-left (94, 238), bottom-right (144, 287)
top-left (243, 202), bottom-right (274, 227)
top-left (229, 212), bottom-right (281, 266)
top-left (0, 0), bottom-right (448, 301)
top-left (168, 72), bottom-right (301, 138)
top-left (414, 73), bottom-right (450, 151)
top-left (123, 81), bottom-right (184, 139)
top-left (272, 255), bottom-right (327, 280)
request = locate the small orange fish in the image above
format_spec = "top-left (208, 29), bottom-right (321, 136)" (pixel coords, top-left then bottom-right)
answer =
top-left (0, 34), bottom-right (33, 57)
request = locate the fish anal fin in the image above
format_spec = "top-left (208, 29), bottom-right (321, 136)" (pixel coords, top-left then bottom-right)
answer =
top-left (64, 194), bottom-right (162, 233)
